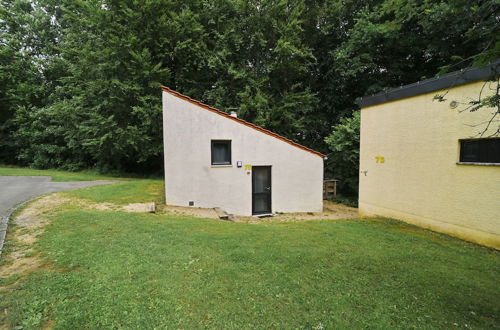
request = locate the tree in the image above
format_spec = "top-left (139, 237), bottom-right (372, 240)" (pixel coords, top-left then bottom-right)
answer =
top-left (322, 0), bottom-right (499, 196)
top-left (434, 66), bottom-right (500, 138)
top-left (0, 0), bottom-right (58, 164)
top-left (12, 0), bottom-right (173, 171)
top-left (200, 0), bottom-right (318, 140)
top-left (324, 111), bottom-right (360, 196)
top-left (1, 0), bottom-right (498, 176)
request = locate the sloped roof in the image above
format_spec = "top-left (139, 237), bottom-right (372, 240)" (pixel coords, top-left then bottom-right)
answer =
top-left (161, 86), bottom-right (325, 158)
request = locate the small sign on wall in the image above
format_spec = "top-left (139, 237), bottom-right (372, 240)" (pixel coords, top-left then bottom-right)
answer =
top-left (244, 164), bottom-right (252, 175)
top-left (375, 156), bottom-right (385, 163)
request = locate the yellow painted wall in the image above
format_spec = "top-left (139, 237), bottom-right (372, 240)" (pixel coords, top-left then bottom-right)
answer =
top-left (359, 81), bottom-right (500, 249)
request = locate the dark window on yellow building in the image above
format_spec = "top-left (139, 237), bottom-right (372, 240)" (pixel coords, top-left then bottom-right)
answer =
top-left (459, 138), bottom-right (500, 164)
top-left (211, 140), bottom-right (231, 165)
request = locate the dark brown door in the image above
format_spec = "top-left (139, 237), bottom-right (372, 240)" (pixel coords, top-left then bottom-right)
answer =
top-left (252, 166), bottom-right (271, 215)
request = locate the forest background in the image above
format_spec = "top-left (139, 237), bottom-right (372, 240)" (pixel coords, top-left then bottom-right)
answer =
top-left (1, 0), bottom-right (498, 196)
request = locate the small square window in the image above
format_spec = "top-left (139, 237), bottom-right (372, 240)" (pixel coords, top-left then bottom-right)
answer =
top-left (459, 138), bottom-right (500, 164)
top-left (211, 140), bottom-right (231, 165)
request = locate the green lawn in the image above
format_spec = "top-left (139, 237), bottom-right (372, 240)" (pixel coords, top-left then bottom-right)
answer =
top-left (0, 168), bottom-right (499, 329)
top-left (0, 165), bottom-right (158, 182)
top-left (63, 179), bottom-right (164, 205)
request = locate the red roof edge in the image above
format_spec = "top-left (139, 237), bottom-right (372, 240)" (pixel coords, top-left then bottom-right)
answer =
top-left (161, 86), bottom-right (325, 158)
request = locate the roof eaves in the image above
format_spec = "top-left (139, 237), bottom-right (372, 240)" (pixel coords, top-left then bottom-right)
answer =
top-left (358, 59), bottom-right (500, 108)
top-left (161, 86), bottom-right (326, 158)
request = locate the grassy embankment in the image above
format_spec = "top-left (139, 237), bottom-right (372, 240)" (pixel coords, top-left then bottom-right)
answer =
top-left (0, 167), bottom-right (498, 329)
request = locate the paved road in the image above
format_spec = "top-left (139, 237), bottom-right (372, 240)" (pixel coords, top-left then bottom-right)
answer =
top-left (0, 176), bottom-right (115, 255)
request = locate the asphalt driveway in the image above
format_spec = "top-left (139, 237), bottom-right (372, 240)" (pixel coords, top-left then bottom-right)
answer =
top-left (0, 176), bottom-right (115, 255)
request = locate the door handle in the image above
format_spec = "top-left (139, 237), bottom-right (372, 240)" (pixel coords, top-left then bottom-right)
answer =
top-left (265, 187), bottom-right (270, 190)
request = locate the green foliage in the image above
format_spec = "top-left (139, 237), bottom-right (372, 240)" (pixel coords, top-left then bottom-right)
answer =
top-left (325, 111), bottom-right (360, 196)
top-left (0, 1), bottom-right (49, 162)
top-left (329, 195), bottom-right (358, 208)
top-left (331, 0), bottom-right (498, 96)
top-left (0, 0), bottom-right (498, 177)
top-left (434, 72), bottom-right (500, 137)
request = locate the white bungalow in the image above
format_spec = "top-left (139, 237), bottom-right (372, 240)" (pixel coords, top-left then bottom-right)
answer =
top-left (162, 86), bottom-right (325, 216)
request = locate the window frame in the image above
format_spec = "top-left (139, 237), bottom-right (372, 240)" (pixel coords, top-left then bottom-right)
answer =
top-left (211, 140), bottom-right (232, 166)
top-left (458, 138), bottom-right (500, 165)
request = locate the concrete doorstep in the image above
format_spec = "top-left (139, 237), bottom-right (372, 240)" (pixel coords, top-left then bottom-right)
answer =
top-left (213, 207), bottom-right (237, 222)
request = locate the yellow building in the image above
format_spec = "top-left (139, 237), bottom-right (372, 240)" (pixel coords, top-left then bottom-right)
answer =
top-left (358, 62), bottom-right (500, 249)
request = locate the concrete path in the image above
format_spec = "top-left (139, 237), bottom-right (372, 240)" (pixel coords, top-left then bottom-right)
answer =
top-left (0, 176), bottom-right (115, 256)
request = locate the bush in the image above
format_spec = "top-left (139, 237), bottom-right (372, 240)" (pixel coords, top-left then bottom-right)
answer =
top-left (324, 111), bottom-right (360, 197)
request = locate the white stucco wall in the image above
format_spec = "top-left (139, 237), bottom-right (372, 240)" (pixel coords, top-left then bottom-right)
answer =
top-left (163, 90), bottom-right (324, 216)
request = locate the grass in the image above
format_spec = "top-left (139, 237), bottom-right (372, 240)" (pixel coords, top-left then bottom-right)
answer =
top-left (0, 165), bottom-right (164, 205)
top-left (62, 179), bottom-right (164, 205)
top-left (0, 165), bottom-right (160, 182)
top-left (0, 168), bottom-right (499, 329)
top-left (0, 166), bottom-right (122, 182)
